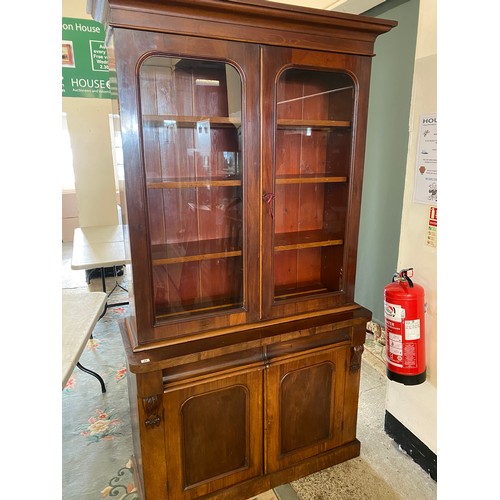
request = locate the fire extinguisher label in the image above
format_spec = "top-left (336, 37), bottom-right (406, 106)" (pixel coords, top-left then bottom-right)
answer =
top-left (403, 343), bottom-right (417, 368)
top-left (386, 301), bottom-right (409, 368)
top-left (388, 332), bottom-right (403, 366)
top-left (405, 319), bottom-right (421, 340)
top-left (384, 302), bottom-right (405, 322)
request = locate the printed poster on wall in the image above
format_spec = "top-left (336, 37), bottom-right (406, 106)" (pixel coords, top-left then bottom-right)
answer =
top-left (413, 114), bottom-right (437, 205)
top-left (62, 18), bottom-right (111, 99)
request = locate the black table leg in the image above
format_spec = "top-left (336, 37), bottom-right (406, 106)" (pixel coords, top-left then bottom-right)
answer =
top-left (100, 267), bottom-right (129, 309)
top-left (87, 267), bottom-right (129, 310)
top-left (76, 362), bottom-right (106, 393)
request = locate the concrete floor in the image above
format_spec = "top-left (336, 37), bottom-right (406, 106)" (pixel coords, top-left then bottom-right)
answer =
top-left (62, 242), bottom-right (436, 499)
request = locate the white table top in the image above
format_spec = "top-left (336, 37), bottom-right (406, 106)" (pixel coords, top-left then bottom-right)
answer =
top-left (71, 241), bottom-right (130, 270)
top-left (62, 289), bottom-right (107, 389)
top-left (74, 225), bottom-right (124, 244)
top-left (71, 225), bottom-right (130, 271)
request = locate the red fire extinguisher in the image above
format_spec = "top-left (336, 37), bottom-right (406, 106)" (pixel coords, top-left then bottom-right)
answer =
top-left (384, 268), bottom-right (426, 385)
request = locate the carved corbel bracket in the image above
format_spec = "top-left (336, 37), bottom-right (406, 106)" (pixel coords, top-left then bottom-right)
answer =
top-left (142, 395), bottom-right (161, 429)
top-left (349, 344), bottom-right (364, 373)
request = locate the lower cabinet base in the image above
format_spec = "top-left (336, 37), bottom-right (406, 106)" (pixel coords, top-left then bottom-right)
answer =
top-left (122, 307), bottom-right (371, 500)
top-left (132, 440), bottom-right (361, 500)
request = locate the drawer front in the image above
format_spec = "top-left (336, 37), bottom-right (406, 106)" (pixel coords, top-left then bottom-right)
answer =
top-left (265, 326), bottom-right (351, 360)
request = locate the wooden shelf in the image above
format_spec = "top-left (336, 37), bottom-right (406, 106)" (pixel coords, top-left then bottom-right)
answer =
top-left (276, 174), bottom-right (347, 185)
top-left (148, 175), bottom-right (346, 189)
top-left (274, 230), bottom-right (343, 252)
top-left (143, 114), bottom-right (241, 128)
top-left (148, 177), bottom-right (242, 189)
top-left (152, 238), bottom-right (242, 265)
top-left (275, 282), bottom-right (330, 300)
top-left (142, 116), bottom-right (348, 130)
top-left (277, 118), bottom-right (350, 129)
top-left (156, 298), bottom-right (242, 320)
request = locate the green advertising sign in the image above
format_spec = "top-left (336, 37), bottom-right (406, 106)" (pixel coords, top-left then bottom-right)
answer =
top-left (62, 18), bottom-right (111, 99)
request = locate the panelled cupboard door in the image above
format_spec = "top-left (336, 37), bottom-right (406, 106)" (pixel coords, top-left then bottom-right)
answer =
top-left (260, 46), bottom-right (373, 320)
top-left (265, 347), bottom-right (348, 472)
top-left (112, 29), bottom-right (261, 345)
top-left (163, 369), bottom-right (264, 499)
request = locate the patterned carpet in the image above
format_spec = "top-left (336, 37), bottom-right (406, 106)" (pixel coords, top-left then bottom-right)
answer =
top-left (62, 303), bottom-right (138, 500)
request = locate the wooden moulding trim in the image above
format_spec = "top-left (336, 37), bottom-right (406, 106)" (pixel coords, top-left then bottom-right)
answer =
top-left (109, 17), bottom-right (373, 57)
top-left (100, 0), bottom-right (397, 56)
top-left (124, 305), bottom-right (371, 368)
top-left (349, 344), bottom-right (364, 373)
top-left (142, 395), bottom-right (161, 428)
top-left (104, 0), bottom-right (396, 37)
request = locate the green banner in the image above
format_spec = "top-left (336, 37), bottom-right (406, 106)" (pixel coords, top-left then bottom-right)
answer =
top-left (62, 18), bottom-right (111, 99)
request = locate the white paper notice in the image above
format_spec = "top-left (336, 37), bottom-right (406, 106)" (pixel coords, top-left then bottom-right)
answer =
top-left (414, 114), bottom-right (437, 205)
top-left (405, 319), bottom-right (421, 340)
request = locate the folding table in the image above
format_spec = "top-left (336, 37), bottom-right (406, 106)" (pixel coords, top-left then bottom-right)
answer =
top-left (71, 225), bottom-right (130, 309)
top-left (62, 289), bottom-right (107, 392)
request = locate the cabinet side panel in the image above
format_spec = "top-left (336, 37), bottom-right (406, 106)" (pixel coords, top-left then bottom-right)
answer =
top-left (342, 325), bottom-right (366, 443)
top-left (135, 372), bottom-right (167, 499)
top-left (126, 369), bottom-right (146, 500)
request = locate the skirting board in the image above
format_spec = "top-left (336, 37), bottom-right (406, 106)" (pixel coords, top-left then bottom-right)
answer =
top-left (384, 411), bottom-right (437, 481)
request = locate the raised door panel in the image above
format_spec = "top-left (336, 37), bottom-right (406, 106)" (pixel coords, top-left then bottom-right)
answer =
top-left (260, 45), bottom-right (373, 320)
top-left (112, 29), bottom-right (260, 345)
top-left (164, 369), bottom-right (263, 499)
top-left (265, 347), bottom-right (348, 472)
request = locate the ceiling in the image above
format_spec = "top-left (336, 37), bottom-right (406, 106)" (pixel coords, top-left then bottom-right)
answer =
top-left (265, 0), bottom-right (385, 15)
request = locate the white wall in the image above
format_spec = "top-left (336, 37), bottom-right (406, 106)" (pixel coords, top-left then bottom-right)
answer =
top-left (385, 0), bottom-right (437, 454)
top-left (62, 0), bottom-right (118, 228)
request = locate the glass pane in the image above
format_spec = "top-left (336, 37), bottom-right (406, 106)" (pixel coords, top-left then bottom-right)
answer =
top-left (274, 68), bottom-right (354, 300)
top-left (139, 56), bottom-right (243, 320)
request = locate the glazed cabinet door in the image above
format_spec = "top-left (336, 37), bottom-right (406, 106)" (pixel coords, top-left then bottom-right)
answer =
top-left (163, 368), bottom-right (264, 499)
top-left (112, 30), bottom-right (260, 345)
top-left (260, 46), bottom-right (373, 320)
top-left (265, 347), bottom-right (348, 472)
